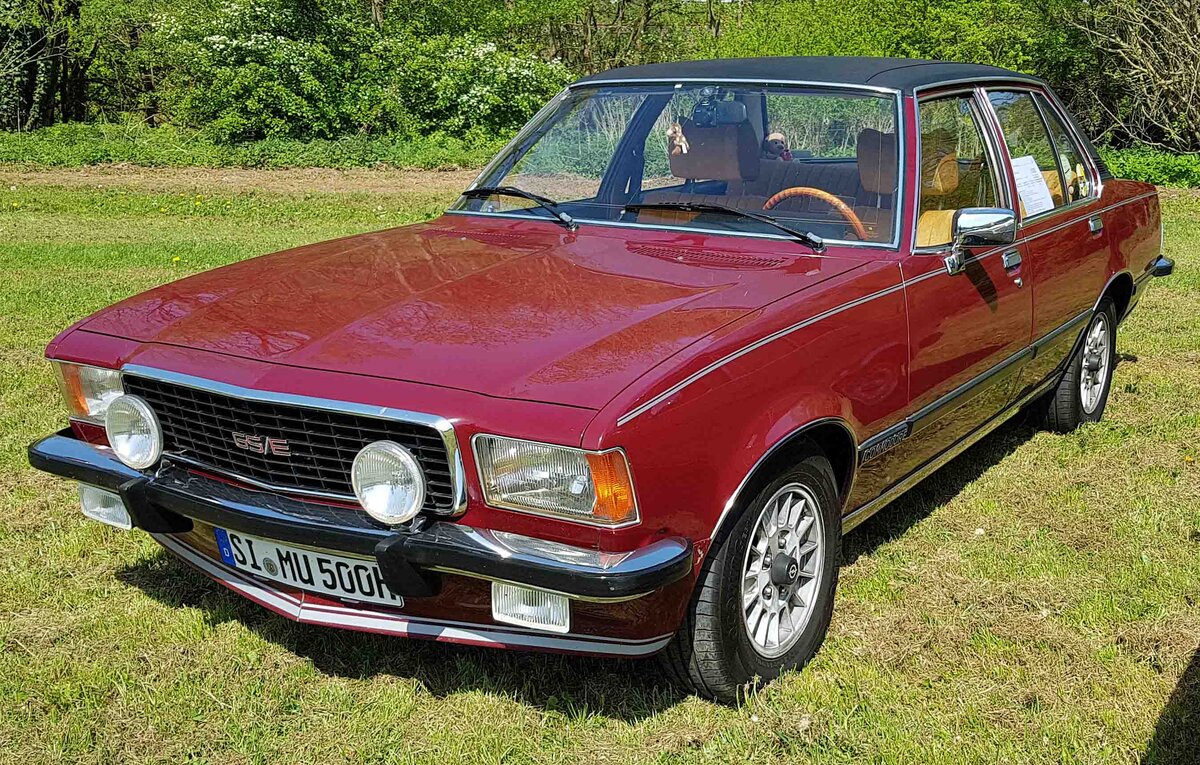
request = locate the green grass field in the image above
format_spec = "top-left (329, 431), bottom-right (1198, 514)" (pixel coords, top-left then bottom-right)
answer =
top-left (1, 168), bottom-right (1198, 764)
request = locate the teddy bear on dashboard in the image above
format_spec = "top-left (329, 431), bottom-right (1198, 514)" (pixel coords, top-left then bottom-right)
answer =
top-left (762, 131), bottom-right (793, 161)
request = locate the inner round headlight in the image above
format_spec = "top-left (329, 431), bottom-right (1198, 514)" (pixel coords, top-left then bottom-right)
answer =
top-left (105, 394), bottom-right (163, 470)
top-left (351, 441), bottom-right (426, 526)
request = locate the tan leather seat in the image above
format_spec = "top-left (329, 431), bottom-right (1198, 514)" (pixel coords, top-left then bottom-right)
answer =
top-left (916, 129), bottom-right (961, 247)
top-left (853, 128), bottom-right (898, 240)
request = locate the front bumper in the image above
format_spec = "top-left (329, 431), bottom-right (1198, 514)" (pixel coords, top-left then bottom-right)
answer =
top-left (28, 431), bottom-right (693, 603)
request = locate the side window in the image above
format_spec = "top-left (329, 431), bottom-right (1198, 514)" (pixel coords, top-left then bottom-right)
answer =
top-left (987, 90), bottom-right (1068, 217)
top-left (916, 96), bottom-right (999, 247)
top-left (1035, 93), bottom-right (1092, 204)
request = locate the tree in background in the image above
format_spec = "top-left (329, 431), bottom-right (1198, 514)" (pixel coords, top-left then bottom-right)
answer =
top-left (1, 0), bottom-right (1198, 154)
top-left (1074, 0), bottom-right (1200, 152)
top-left (1, 0), bottom-right (89, 130)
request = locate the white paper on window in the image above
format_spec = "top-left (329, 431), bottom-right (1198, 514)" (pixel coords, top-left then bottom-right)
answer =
top-left (1011, 155), bottom-right (1056, 216)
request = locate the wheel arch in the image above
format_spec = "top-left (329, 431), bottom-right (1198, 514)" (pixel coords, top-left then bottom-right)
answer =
top-left (709, 418), bottom-right (857, 545)
top-left (1099, 269), bottom-right (1135, 322)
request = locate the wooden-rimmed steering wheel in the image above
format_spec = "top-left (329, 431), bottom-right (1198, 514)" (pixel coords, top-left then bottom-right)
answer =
top-left (763, 186), bottom-right (869, 241)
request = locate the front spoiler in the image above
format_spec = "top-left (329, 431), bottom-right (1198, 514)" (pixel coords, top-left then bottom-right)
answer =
top-left (28, 431), bottom-right (693, 602)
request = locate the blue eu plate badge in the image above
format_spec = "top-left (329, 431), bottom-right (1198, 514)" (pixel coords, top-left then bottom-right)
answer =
top-left (214, 527), bottom-right (236, 566)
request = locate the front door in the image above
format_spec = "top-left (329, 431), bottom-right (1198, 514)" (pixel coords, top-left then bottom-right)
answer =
top-left (873, 91), bottom-right (1032, 493)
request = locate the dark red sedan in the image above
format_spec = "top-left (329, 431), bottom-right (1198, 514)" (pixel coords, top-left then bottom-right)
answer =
top-left (30, 57), bottom-right (1173, 702)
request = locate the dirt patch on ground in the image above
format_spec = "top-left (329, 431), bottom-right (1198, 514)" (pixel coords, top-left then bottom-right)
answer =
top-left (0, 165), bottom-right (478, 196)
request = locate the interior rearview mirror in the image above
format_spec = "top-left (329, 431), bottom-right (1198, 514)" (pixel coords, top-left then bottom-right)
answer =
top-left (944, 208), bottom-right (1017, 275)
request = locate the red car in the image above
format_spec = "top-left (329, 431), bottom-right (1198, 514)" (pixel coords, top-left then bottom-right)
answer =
top-left (30, 57), bottom-right (1172, 702)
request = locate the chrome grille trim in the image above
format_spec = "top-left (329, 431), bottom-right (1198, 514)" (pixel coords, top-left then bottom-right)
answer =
top-left (119, 364), bottom-right (467, 515)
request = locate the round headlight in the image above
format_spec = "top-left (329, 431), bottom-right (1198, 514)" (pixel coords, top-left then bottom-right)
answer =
top-left (351, 441), bottom-right (426, 526)
top-left (105, 394), bottom-right (163, 470)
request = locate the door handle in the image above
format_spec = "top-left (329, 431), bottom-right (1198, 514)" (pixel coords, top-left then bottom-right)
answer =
top-left (1002, 250), bottom-right (1022, 270)
top-left (1089, 216), bottom-right (1104, 234)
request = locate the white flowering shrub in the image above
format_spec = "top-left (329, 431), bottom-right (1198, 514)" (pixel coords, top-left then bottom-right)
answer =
top-left (382, 35), bottom-right (572, 136)
top-left (159, 1), bottom-right (570, 141)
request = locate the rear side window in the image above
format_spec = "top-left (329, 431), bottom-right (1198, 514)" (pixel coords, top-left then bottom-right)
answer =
top-left (1035, 94), bottom-right (1092, 204)
top-left (915, 95), bottom-right (999, 247)
top-left (987, 90), bottom-right (1069, 217)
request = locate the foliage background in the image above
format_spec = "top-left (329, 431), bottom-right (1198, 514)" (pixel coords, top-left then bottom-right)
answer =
top-left (1, 0), bottom-right (1197, 179)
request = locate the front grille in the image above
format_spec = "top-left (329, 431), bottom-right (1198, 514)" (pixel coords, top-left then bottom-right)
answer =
top-left (123, 375), bottom-right (456, 511)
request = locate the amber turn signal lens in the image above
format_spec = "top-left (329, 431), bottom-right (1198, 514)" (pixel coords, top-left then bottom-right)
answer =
top-left (585, 450), bottom-right (638, 525)
top-left (54, 362), bottom-right (123, 423)
top-left (56, 362), bottom-right (90, 419)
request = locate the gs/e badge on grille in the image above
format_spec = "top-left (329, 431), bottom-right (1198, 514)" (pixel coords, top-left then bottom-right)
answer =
top-left (231, 431), bottom-right (291, 456)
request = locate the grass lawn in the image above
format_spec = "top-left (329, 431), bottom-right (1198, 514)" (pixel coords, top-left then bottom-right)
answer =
top-left (1, 167), bottom-right (1198, 764)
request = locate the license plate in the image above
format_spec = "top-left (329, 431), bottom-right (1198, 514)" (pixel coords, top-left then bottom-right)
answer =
top-left (213, 528), bottom-right (404, 608)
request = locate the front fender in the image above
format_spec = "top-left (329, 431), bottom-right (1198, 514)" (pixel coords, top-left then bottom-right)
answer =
top-left (586, 262), bottom-right (908, 545)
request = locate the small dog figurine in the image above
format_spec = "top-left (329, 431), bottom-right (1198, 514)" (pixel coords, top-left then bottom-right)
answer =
top-left (762, 131), bottom-right (793, 161)
top-left (667, 122), bottom-right (689, 155)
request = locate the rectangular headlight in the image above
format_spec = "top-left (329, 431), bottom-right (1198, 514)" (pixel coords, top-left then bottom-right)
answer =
top-left (473, 435), bottom-right (638, 526)
top-left (53, 361), bottom-right (123, 424)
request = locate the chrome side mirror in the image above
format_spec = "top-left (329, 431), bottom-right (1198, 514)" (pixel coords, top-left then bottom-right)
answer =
top-left (944, 208), bottom-right (1017, 275)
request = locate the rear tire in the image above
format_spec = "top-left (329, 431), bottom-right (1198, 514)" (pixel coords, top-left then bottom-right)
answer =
top-left (1039, 297), bottom-right (1117, 433)
top-left (660, 444), bottom-right (840, 704)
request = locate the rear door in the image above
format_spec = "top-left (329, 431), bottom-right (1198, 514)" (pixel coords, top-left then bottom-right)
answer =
top-left (982, 89), bottom-right (1108, 393)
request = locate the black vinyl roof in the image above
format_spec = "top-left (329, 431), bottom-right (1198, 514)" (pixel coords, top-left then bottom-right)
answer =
top-left (574, 57), bottom-right (1044, 94)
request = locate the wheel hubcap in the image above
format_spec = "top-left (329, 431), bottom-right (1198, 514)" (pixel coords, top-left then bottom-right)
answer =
top-left (1080, 312), bottom-right (1111, 414)
top-left (740, 482), bottom-right (824, 658)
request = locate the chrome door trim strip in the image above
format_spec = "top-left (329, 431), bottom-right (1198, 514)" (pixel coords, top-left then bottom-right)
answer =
top-left (908, 345), bottom-right (1033, 433)
top-left (615, 188), bottom-right (1153, 425)
top-left (1032, 309), bottom-right (1090, 356)
top-left (616, 280), bottom-right (907, 426)
top-left (841, 374), bottom-right (1060, 534)
top-left (120, 364), bottom-right (468, 515)
top-left (700, 284), bottom-right (1112, 540)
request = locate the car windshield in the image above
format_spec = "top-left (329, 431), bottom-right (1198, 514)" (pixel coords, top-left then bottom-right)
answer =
top-left (453, 83), bottom-right (900, 245)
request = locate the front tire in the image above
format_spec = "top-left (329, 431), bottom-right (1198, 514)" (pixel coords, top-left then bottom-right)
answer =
top-left (660, 445), bottom-right (840, 703)
top-left (1039, 297), bottom-right (1117, 433)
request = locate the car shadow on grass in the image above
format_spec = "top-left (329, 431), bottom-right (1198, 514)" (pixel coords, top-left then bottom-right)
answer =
top-left (115, 414), bottom-right (1040, 719)
top-left (116, 552), bottom-right (686, 720)
top-left (1144, 644), bottom-right (1200, 764)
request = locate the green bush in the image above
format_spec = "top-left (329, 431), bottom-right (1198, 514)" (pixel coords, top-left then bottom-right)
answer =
top-left (384, 35), bottom-right (572, 136)
top-left (0, 122), bottom-right (507, 169)
top-left (1101, 147), bottom-right (1200, 187)
top-left (153, 1), bottom-right (569, 142)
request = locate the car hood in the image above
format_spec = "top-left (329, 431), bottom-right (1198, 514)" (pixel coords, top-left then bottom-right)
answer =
top-left (80, 216), bottom-right (865, 409)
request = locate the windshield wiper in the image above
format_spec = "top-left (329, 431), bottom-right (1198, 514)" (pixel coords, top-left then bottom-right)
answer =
top-left (623, 202), bottom-right (825, 252)
top-left (461, 186), bottom-right (578, 231)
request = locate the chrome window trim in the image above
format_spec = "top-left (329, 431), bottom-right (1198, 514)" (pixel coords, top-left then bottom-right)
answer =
top-left (978, 85), bottom-right (1102, 227)
top-left (470, 432), bottom-right (640, 529)
top-left (119, 364), bottom-right (468, 515)
top-left (909, 87), bottom-right (1015, 250)
top-left (569, 77), bottom-right (902, 96)
top-left (454, 80), bottom-right (906, 250)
